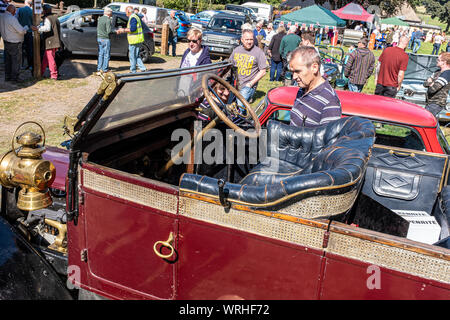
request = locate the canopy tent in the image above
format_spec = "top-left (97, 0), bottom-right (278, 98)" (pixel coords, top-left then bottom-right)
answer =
top-left (280, 4), bottom-right (346, 28)
top-left (380, 17), bottom-right (409, 27)
top-left (332, 3), bottom-right (374, 23)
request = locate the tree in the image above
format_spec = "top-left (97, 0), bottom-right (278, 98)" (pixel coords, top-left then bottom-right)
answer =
top-left (422, 0), bottom-right (450, 32)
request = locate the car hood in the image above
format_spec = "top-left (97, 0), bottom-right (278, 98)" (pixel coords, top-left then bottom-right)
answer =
top-left (404, 53), bottom-right (440, 82)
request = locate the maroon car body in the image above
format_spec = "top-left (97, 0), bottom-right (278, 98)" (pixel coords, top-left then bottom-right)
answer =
top-left (5, 62), bottom-right (450, 300)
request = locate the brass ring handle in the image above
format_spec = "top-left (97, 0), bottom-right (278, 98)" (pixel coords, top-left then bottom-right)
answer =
top-left (153, 232), bottom-right (175, 259)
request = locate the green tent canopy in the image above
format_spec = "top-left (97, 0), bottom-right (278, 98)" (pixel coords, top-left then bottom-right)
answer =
top-left (380, 17), bottom-right (409, 27)
top-left (280, 4), bottom-right (346, 28)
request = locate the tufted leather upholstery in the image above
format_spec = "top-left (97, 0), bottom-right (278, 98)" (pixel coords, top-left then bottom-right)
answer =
top-left (180, 117), bottom-right (375, 210)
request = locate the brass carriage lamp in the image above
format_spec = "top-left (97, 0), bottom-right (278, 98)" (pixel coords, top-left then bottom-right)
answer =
top-left (0, 122), bottom-right (55, 211)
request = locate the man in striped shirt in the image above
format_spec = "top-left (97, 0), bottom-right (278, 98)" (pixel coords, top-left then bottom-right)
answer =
top-left (344, 37), bottom-right (375, 92)
top-left (289, 46), bottom-right (342, 127)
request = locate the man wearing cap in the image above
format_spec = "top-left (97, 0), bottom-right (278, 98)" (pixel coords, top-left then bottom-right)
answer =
top-left (32, 4), bottom-right (61, 80)
top-left (344, 37), bottom-right (375, 92)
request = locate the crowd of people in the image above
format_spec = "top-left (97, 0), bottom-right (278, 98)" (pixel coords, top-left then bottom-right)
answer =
top-left (1, 1), bottom-right (449, 125)
top-left (0, 0), bottom-right (62, 82)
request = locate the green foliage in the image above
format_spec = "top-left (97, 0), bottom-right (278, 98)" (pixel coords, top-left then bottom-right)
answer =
top-left (422, 0), bottom-right (450, 31)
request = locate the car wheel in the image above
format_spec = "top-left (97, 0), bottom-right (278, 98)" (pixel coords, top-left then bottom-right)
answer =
top-left (139, 44), bottom-right (151, 63)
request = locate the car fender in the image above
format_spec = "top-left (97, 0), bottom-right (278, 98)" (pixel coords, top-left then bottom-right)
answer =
top-left (0, 215), bottom-right (73, 299)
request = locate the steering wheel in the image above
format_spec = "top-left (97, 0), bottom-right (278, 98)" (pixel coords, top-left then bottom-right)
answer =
top-left (202, 73), bottom-right (261, 139)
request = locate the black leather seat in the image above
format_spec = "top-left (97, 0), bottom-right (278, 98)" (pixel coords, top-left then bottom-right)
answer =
top-left (180, 117), bottom-right (375, 218)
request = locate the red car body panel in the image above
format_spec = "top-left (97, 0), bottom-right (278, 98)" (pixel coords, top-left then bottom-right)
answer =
top-left (261, 87), bottom-right (444, 154)
top-left (42, 146), bottom-right (70, 191)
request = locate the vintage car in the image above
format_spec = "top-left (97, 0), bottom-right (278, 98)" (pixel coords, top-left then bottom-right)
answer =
top-left (0, 62), bottom-right (449, 300)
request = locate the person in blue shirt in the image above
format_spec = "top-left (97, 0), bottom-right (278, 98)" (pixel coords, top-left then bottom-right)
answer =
top-left (17, 0), bottom-right (33, 71)
top-left (412, 28), bottom-right (423, 54)
top-left (253, 21), bottom-right (266, 43)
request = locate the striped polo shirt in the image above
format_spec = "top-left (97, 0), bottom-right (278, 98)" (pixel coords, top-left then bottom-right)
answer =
top-left (290, 80), bottom-right (342, 128)
top-left (0, 1), bottom-right (7, 13)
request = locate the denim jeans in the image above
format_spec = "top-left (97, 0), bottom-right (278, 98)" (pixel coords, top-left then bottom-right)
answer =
top-left (412, 39), bottom-right (421, 54)
top-left (237, 85), bottom-right (256, 107)
top-left (168, 35), bottom-right (177, 57)
top-left (270, 59), bottom-right (283, 81)
top-left (348, 82), bottom-right (364, 92)
top-left (128, 43), bottom-right (147, 73)
top-left (431, 43), bottom-right (441, 55)
top-left (97, 38), bottom-right (111, 72)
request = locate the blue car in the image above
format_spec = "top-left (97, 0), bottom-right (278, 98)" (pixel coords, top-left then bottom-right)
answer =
top-left (167, 9), bottom-right (191, 38)
top-left (189, 10), bottom-right (221, 30)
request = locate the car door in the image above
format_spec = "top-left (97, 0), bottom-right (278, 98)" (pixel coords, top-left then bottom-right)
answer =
top-left (68, 13), bottom-right (100, 54)
top-left (177, 192), bottom-right (325, 299)
top-left (111, 15), bottom-right (129, 56)
top-left (79, 163), bottom-right (178, 300)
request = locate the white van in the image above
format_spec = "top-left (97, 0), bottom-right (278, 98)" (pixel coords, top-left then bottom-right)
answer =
top-left (105, 2), bottom-right (168, 26)
top-left (241, 2), bottom-right (273, 24)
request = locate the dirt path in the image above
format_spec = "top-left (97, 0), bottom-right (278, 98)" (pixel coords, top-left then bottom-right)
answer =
top-left (0, 42), bottom-right (189, 153)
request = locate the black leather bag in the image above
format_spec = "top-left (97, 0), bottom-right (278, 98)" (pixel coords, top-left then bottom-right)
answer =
top-left (362, 146), bottom-right (448, 215)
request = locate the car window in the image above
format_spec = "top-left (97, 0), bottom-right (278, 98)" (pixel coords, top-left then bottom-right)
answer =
top-left (115, 16), bottom-right (128, 29)
top-left (267, 110), bottom-right (426, 151)
top-left (373, 121), bottom-right (425, 151)
top-left (79, 14), bottom-right (99, 28)
top-left (108, 5), bottom-right (121, 12)
top-left (209, 17), bottom-right (243, 30)
top-left (437, 126), bottom-right (450, 154)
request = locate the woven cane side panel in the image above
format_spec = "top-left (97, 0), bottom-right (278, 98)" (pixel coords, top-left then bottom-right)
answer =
top-left (279, 189), bottom-right (358, 219)
top-left (328, 232), bottom-right (450, 284)
top-left (83, 170), bottom-right (178, 214)
top-left (179, 197), bottom-right (325, 250)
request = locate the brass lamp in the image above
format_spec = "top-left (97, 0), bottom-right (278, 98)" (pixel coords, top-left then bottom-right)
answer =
top-left (0, 122), bottom-right (55, 211)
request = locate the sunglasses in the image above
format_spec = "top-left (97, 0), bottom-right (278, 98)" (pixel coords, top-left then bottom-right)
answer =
top-left (188, 39), bottom-right (200, 44)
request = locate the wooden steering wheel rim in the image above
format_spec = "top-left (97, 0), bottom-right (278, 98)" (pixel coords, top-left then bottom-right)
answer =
top-left (202, 73), bottom-right (261, 139)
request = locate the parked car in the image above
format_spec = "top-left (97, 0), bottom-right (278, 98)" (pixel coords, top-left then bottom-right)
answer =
top-left (256, 85), bottom-right (450, 154)
top-left (0, 62), bottom-right (449, 300)
top-left (166, 9), bottom-right (192, 39)
top-left (58, 9), bottom-right (155, 62)
top-left (189, 10), bottom-right (220, 30)
top-left (396, 53), bottom-right (450, 123)
top-left (225, 4), bottom-right (258, 22)
top-left (105, 2), bottom-right (168, 26)
top-left (241, 2), bottom-right (273, 24)
top-left (202, 11), bottom-right (252, 59)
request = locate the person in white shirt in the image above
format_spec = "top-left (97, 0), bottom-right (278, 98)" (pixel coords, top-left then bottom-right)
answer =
top-left (432, 33), bottom-right (444, 55)
top-left (178, 28), bottom-right (211, 96)
top-left (264, 22), bottom-right (276, 53)
top-left (0, 4), bottom-right (27, 82)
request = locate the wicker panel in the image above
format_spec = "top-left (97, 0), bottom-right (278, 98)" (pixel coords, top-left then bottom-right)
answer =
top-left (328, 232), bottom-right (450, 284)
top-left (279, 189), bottom-right (358, 219)
top-left (83, 170), bottom-right (178, 214)
top-left (179, 196), bottom-right (325, 250)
